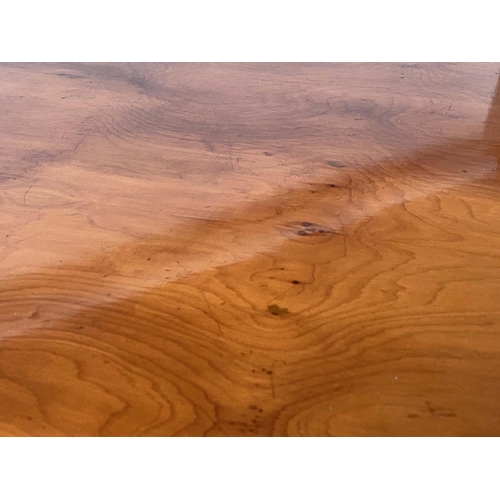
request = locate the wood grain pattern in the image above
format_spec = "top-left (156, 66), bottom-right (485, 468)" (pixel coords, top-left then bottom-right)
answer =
top-left (0, 63), bottom-right (499, 436)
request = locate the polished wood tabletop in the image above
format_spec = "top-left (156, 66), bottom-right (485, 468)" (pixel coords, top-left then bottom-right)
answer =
top-left (0, 63), bottom-right (499, 436)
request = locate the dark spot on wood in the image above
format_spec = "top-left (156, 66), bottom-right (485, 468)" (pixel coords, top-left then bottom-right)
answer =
top-left (326, 161), bottom-right (345, 168)
top-left (267, 304), bottom-right (289, 315)
top-left (147, 257), bottom-right (151, 261)
top-left (55, 72), bottom-right (86, 79)
top-left (258, 409), bottom-right (263, 413)
top-left (327, 184), bottom-right (337, 187)
top-left (263, 152), bottom-right (273, 156)
top-left (462, 169), bottom-right (467, 173)
top-left (292, 280), bottom-right (300, 284)
top-left (267, 370), bottom-right (273, 375)
top-left (248, 405), bottom-right (258, 410)
top-left (297, 230), bottom-right (307, 235)
top-left (302, 222), bottom-right (313, 227)
top-left (318, 229), bottom-right (325, 233)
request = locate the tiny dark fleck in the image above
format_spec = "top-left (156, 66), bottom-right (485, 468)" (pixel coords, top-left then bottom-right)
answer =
top-left (301, 222), bottom-right (313, 227)
top-left (297, 230), bottom-right (307, 235)
top-left (310, 191), bottom-right (317, 193)
top-left (147, 257), bottom-right (151, 261)
top-left (426, 401), bottom-right (436, 415)
top-left (318, 229), bottom-right (325, 234)
top-left (267, 370), bottom-right (273, 375)
top-left (258, 409), bottom-right (263, 413)
top-left (27, 416), bottom-right (33, 421)
top-left (263, 152), bottom-right (273, 156)
top-left (251, 369), bottom-right (256, 373)
top-left (248, 405), bottom-right (258, 410)
top-left (462, 170), bottom-right (467, 173)
top-left (327, 184), bottom-right (336, 187)
top-left (261, 368), bottom-right (267, 372)
top-left (292, 280), bottom-right (300, 285)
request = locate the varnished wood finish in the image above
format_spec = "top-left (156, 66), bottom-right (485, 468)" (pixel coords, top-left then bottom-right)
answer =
top-left (1, 63), bottom-right (499, 436)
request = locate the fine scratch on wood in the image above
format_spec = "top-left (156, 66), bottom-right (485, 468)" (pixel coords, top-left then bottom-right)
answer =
top-left (201, 290), bottom-right (223, 336)
top-left (23, 179), bottom-right (38, 205)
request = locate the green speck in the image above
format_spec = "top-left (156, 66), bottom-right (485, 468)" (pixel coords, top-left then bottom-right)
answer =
top-left (326, 161), bottom-right (345, 168)
top-left (267, 304), bottom-right (289, 316)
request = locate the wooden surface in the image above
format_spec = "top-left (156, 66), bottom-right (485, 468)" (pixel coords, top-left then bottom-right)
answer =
top-left (0, 63), bottom-right (499, 436)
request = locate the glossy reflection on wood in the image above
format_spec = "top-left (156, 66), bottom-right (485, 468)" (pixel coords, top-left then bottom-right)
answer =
top-left (0, 63), bottom-right (500, 436)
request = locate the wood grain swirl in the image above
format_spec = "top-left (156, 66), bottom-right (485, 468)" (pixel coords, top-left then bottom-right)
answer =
top-left (0, 63), bottom-right (499, 436)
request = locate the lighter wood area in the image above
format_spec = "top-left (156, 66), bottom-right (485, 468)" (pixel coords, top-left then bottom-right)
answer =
top-left (1, 63), bottom-right (500, 436)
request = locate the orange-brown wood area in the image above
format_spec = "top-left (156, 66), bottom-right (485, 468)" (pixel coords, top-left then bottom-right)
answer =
top-left (0, 63), bottom-right (499, 436)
